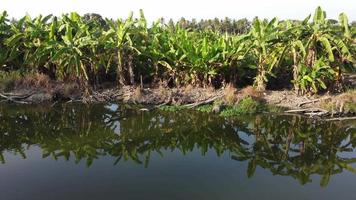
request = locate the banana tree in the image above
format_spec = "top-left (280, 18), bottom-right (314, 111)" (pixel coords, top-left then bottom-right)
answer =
top-left (23, 14), bottom-right (57, 76)
top-left (330, 12), bottom-right (354, 83)
top-left (102, 12), bottom-right (136, 86)
top-left (0, 11), bottom-right (10, 68)
top-left (51, 13), bottom-right (92, 82)
top-left (3, 15), bottom-right (30, 71)
top-left (4, 14), bottom-right (58, 76)
top-left (281, 18), bottom-right (308, 93)
top-left (293, 7), bottom-right (353, 93)
top-left (139, 18), bottom-right (171, 81)
top-left (247, 17), bottom-right (283, 91)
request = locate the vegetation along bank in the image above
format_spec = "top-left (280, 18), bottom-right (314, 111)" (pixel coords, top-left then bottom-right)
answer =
top-left (0, 7), bottom-right (355, 118)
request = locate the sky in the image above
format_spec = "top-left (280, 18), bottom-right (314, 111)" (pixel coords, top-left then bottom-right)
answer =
top-left (1, 0), bottom-right (356, 21)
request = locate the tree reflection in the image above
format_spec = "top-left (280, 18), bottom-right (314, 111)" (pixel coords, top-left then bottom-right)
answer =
top-left (0, 103), bottom-right (355, 186)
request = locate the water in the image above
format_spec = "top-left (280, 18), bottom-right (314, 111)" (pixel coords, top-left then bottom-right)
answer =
top-left (0, 103), bottom-right (355, 200)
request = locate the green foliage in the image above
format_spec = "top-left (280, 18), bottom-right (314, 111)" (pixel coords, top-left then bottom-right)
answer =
top-left (296, 59), bottom-right (335, 93)
top-left (0, 7), bottom-right (354, 92)
top-left (220, 97), bottom-right (264, 116)
top-left (195, 104), bottom-right (213, 113)
top-left (287, 6), bottom-right (354, 93)
top-left (247, 17), bottom-right (284, 91)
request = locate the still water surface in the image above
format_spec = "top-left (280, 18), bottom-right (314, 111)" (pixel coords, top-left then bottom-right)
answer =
top-left (0, 103), bottom-right (355, 200)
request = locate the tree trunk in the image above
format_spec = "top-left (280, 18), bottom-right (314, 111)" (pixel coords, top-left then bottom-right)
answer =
top-left (306, 47), bottom-right (315, 68)
top-left (292, 52), bottom-right (300, 94)
top-left (117, 51), bottom-right (125, 86)
top-left (256, 65), bottom-right (266, 91)
top-left (128, 54), bottom-right (134, 85)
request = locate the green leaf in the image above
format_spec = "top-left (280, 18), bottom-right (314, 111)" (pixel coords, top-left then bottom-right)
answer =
top-left (320, 173), bottom-right (330, 187)
top-left (158, 60), bottom-right (173, 71)
top-left (5, 33), bottom-right (24, 46)
top-left (303, 75), bottom-right (313, 83)
top-left (247, 159), bottom-right (257, 178)
top-left (318, 37), bottom-right (334, 62)
top-left (51, 48), bottom-right (67, 61)
top-left (339, 13), bottom-right (351, 38)
top-left (313, 6), bottom-right (325, 24)
top-left (317, 78), bottom-right (327, 89)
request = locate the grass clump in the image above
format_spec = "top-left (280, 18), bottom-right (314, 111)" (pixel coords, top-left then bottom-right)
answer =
top-left (266, 105), bottom-right (285, 113)
top-left (159, 105), bottom-right (186, 112)
top-left (220, 96), bottom-right (264, 117)
top-left (344, 102), bottom-right (356, 113)
top-left (195, 104), bottom-right (213, 113)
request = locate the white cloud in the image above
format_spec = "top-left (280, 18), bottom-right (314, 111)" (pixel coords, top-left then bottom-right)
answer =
top-left (1, 0), bottom-right (355, 21)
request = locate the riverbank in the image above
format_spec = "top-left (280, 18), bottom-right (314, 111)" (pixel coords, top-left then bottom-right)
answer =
top-left (0, 75), bottom-right (355, 119)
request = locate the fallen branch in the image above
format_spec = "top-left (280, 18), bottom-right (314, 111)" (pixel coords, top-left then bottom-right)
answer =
top-left (0, 92), bottom-right (29, 104)
top-left (285, 107), bottom-right (328, 113)
top-left (325, 116), bottom-right (356, 121)
top-left (305, 110), bottom-right (329, 117)
top-left (155, 101), bottom-right (170, 108)
top-left (1, 91), bottom-right (33, 98)
top-left (182, 95), bottom-right (223, 108)
top-left (297, 97), bottom-right (330, 107)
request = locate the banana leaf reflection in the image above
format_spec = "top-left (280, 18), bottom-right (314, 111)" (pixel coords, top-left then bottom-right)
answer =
top-left (0, 103), bottom-right (355, 187)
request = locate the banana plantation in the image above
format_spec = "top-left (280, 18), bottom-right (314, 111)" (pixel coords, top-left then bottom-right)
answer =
top-left (0, 7), bottom-right (355, 93)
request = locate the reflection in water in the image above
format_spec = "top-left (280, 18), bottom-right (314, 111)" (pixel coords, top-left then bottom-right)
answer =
top-left (0, 103), bottom-right (355, 187)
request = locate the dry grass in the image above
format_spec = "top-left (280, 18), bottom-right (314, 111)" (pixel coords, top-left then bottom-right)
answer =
top-left (183, 84), bottom-right (194, 93)
top-left (223, 84), bottom-right (238, 105)
top-left (320, 90), bottom-right (356, 113)
top-left (133, 86), bottom-right (143, 102)
top-left (0, 71), bottom-right (21, 92)
top-left (15, 73), bottom-right (53, 91)
top-left (239, 86), bottom-right (261, 99)
top-left (222, 85), bottom-right (264, 106)
top-left (157, 80), bottom-right (170, 97)
top-left (62, 83), bottom-right (81, 98)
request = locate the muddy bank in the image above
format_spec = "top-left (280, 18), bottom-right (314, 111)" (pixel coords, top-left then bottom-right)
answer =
top-left (1, 80), bottom-right (355, 119)
top-left (0, 84), bottom-right (223, 105)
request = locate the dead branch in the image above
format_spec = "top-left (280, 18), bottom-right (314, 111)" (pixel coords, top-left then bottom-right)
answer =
top-left (297, 97), bottom-right (330, 107)
top-left (304, 110), bottom-right (329, 117)
top-left (285, 107), bottom-right (329, 114)
top-left (325, 116), bottom-right (356, 121)
top-left (155, 101), bottom-right (170, 108)
top-left (0, 91), bottom-right (34, 100)
top-left (0, 92), bottom-right (30, 104)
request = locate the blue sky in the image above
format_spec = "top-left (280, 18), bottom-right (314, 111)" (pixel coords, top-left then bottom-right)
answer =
top-left (1, 0), bottom-right (356, 21)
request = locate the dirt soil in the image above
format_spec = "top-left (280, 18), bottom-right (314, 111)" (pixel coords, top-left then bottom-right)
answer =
top-left (264, 90), bottom-right (324, 109)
